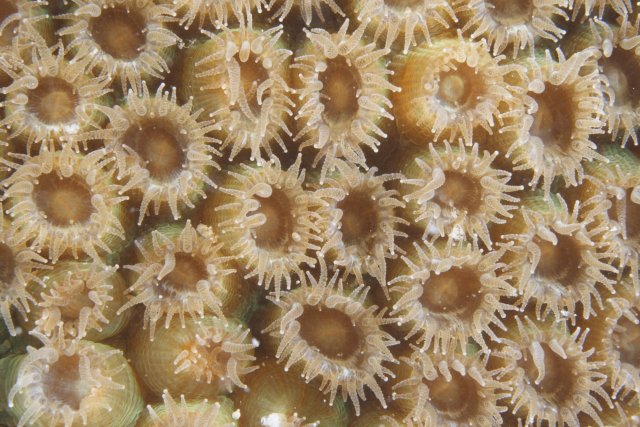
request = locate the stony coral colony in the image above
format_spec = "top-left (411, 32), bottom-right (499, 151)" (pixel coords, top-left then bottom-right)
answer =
top-left (0, 0), bottom-right (640, 426)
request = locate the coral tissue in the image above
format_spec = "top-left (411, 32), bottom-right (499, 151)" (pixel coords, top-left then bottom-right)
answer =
top-left (1, 0), bottom-right (640, 426)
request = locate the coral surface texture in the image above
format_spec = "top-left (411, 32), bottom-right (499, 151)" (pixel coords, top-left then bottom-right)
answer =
top-left (1, 0), bottom-right (640, 426)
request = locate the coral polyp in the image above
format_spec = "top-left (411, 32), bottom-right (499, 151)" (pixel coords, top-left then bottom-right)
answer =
top-left (1, 1), bottom-right (640, 425)
top-left (0, 210), bottom-right (47, 337)
top-left (586, 397), bottom-right (640, 427)
top-left (316, 162), bottom-right (407, 288)
top-left (293, 20), bottom-right (398, 180)
top-left (586, 19), bottom-right (640, 146)
top-left (496, 193), bottom-right (617, 320)
top-left (579, 144), bottom-right (640, 290)
top-left (270, 0), bottom-right (344, 25)
top-left (118, 221), bottom-right (233, 339)
top-left (180, 20), bottom-right (293, 162)
top-left (390, 240), bottom-right (516, 353)
top-left (263, 262), bottom-right (398, 415)
top-left (1, 144), bottom-right (127, 263)
top-left (584, 279), bottom-right (640, 399)
top-left (130, 315), bottom-right (257, 398)
top-left (456, 0), bottom-right (568, 57)
top-left (232, 358), bottom-right (349, 426)
top-left (354, 0), bottom-right (456, 54)
top-left (87, 83), bottom-right (221, 224)
top-left (137, 391), bottom-right (239, 427)
top-left (57, 0), bottom-right (180, 92)
top-left (173, 0), bottom-right (264, 29)
top-left (393, 349), bottom-right (509, 426)
top-left (570, 0), bottom-right (631, 18)
top-left (493, 48), bottom-right (605, 195)
top-left (0, 42), bottom-right (111, 151)
top-left (399, 141), bottom-right (521, 246)
top-left (27, 261), bottom-right (129, 342)
top-left (392, 35), bottom-right (522, 145)
top-left (492, 315), bottom-right (611, 427)
top-left (0, 0), bottom-right (51, 54)
top-left (0, 335), bottom-right (143, 427)
top-left (200, 156), bottom-right (321, 296)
